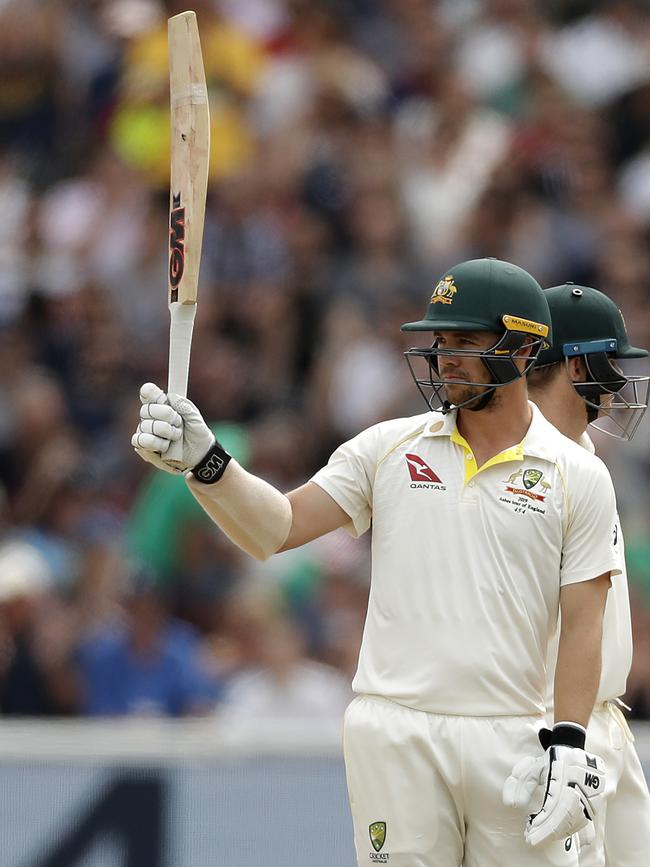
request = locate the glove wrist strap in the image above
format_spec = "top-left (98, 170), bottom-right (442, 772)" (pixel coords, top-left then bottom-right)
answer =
top-left (549, 722), bottom-right (586, 750)
top-left (191, 441), bottom-right (232, 484)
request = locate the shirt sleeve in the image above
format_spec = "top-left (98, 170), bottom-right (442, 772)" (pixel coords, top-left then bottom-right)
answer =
top-left (560, 455), bottom-right (622, 587)
top-left (309, 424), bottom-right (381, 537)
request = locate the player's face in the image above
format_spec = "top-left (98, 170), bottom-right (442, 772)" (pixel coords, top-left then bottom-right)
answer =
top-left (566, 356), bottom-right (610, 425)
top-left (434, 331), bottom-right (501, 407)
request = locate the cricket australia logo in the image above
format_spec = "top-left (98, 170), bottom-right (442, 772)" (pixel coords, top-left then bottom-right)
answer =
top-left (430, 275), bottom-right (457, 305)
top-left (369, 822), bottom-right (389, 860)
top-left (369, 822), bottom-right (386, 852)
top-left (405, 454), bottom-right (446, 491)
top-left (522, 468), bottom-right (543, 489)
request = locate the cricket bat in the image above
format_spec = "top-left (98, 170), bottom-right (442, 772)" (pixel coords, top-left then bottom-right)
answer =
top-left (166, 10), bottom-right (210, 466)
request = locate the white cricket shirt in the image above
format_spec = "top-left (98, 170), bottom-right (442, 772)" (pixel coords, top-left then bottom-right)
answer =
top-left (545, 432), bottom-right (631, 707)
top-left (311, 403), bottom-right (621, 716)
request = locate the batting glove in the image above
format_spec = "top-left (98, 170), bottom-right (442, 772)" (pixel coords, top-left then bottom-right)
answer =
top-left (132, 382), bottom-right (216, 475)
top-left (504, 723), bottom-right (605, 848)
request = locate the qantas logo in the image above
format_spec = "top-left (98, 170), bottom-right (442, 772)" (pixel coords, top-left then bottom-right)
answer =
top-left (406, 454), bottom-right (441, 482)
top-left (405, 454), bottom-right (446, 490)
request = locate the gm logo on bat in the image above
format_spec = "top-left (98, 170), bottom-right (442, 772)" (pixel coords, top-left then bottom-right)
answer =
top-left (169, 192), bottom-right (185, 301)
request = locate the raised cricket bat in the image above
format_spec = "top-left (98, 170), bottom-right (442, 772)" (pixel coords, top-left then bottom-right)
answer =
top-left (166, 10), bottom-right (210, 466)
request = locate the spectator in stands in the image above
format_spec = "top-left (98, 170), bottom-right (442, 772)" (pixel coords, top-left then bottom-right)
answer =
top-left (0, 539), bottom-right (78, 715)
top-left (219, 594), bottom-right (350, 729)
top-left (1, 0), bottom-right (650, 720)
top-left (75, 576), bottom-right (219, 717)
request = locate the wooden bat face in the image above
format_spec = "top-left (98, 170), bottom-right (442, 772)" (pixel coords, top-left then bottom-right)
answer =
top-left (166, 10), bottom-right (210, 429)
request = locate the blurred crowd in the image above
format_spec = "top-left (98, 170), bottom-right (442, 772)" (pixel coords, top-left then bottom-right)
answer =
top-left (1, 0), bottom-right (650, 722)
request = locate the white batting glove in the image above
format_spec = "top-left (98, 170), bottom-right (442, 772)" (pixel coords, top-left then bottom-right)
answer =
top-left (504, 723), bottom-right (604, 849)
top-left (525, 743), bottom-right (604, 846)
top-left (503, 723), bottom-right (605, 851)
top-left (503, 753), bottom-right (546, 810)
top-left (504, 752), bottom-right (596, 849)
top-left (132, 383), bottom-right (215, 475)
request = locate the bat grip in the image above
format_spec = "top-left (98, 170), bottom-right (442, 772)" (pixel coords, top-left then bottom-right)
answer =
top-left (166, 301), bottom-right (197, 466)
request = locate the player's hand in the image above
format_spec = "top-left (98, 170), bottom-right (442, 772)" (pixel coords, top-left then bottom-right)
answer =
top-left (525, 743), bottom-right (604, 846)
top-left (503, 749), bottom-right (595, 849)
top-left (503, 753), bottom-right (546, 810)
top-left (504, 724), bottom-right (605, 848)
top-left (132, 382), bottom-right (215, 474)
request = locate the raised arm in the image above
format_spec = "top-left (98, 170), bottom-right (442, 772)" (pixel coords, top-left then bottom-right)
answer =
top-left (187, 469), bottom-right (351, 559)
top-left (281, 482), bottom-right (352, 550)
top-left (132, 384), bottom-right (352, 560)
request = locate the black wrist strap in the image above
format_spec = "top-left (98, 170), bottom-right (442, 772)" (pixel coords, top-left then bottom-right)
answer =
top-left (548, 723), bottom-right (586, 750)
top-left (191, 441), bottom-right (232, 484)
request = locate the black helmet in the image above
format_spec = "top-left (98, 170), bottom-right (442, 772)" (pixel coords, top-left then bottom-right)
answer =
top-left (402, 258), bottom-right (551, 413)
top-left (536, 283), bottom-right (649, 440)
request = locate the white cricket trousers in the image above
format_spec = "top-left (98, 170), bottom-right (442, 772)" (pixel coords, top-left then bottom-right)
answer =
top-left (343, 694), bottom-right (578, 867)
top-left (576, 700), bottom-right (650, 867)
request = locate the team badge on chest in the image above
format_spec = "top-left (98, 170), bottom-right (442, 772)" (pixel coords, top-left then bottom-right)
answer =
top-left (500, 467), bottom-right (551, 514)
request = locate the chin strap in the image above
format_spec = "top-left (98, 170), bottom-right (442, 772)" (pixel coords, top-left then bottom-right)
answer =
top-left (441, 385), bottom-right (497, 413)
top-left (465, 332), bottom-right (528, 413)
top-left (464, 389), bottom-right (497, 412)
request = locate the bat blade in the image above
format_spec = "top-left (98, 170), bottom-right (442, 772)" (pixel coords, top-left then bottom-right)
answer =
top-left (166, 10), bottom-right (210, 465)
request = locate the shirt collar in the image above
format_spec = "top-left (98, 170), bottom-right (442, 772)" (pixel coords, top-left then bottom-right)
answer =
top-left (421, 401), bottom-right (563, 461)
top-left (421, 408), bottom-right (459, 438)
top-left (523, 400), bottom-right (570, 462)
top-left (579, 431), bottom-right (596, 454)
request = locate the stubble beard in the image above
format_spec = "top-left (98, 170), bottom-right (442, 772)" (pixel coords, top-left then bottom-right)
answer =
top-left (444, 381), bottom-right (498, 410)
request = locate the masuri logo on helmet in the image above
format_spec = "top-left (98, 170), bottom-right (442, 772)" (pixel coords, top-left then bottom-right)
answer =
top-left (402, 258), bottom-right (551, 414)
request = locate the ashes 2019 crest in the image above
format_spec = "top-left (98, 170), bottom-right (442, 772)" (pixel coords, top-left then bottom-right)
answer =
top-left (430, 275), bottom-right (457, 305)
top-left (501, 467), bottom-right (551, 514)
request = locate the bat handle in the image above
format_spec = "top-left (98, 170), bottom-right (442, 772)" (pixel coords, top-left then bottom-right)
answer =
top-left (166, 301), bottom-right (197, 467)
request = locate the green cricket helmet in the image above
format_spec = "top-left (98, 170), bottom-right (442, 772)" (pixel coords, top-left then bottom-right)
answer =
top-left (536, 283), bottom-right (649, 440)
top-left (401, 258), bottom-right (552, 413)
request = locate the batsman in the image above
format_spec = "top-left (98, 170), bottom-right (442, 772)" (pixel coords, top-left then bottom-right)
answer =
top-left (133, 258), bottom-right (622, 866)
top-left (505, 282), bottom-right (650, 866)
